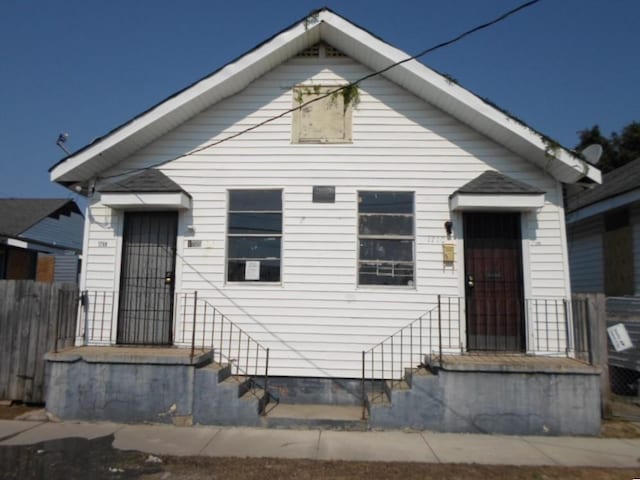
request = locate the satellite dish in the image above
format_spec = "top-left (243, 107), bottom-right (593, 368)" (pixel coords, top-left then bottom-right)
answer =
top-left (581, 144), bottom-right (603, 165)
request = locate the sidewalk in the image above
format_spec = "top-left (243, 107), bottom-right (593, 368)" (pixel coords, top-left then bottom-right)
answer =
top-left (1, 419), bottom-right (639, 468)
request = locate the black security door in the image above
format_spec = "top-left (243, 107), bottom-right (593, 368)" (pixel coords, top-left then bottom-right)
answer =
top-left (464, 212), bottom-right (525, 352)
top-left (117, 211), bottom-right (178, 345)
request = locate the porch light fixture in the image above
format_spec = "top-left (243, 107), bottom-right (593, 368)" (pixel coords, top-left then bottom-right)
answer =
top-left (444, 221), bottom-right (453, 238)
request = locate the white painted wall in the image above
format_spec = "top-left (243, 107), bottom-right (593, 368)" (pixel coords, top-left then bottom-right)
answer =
top-left (80, 56), bottom-right (570, 377)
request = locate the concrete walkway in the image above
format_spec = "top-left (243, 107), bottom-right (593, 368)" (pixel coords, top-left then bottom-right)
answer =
top-left (1, 419), bottom-right (639, 468)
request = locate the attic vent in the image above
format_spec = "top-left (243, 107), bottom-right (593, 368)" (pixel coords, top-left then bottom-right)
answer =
top-left (325, 45), bottom-right (346, 57)
top-left (296, 43), bottom-right (346, 58)
top-left (297, 45), bottom-right (320, 57)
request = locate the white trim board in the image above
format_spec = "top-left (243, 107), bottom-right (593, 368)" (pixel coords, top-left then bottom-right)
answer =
top-left (566, 188), bottom-right (640, 224)
top-left (449, 193), bottom-right (545, 211)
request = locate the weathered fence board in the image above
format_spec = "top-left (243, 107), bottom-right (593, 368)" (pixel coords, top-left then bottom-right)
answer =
top-left (572, 293), bottom-right (610, 415)
top-left (0, 280), bottom-right (78, 403)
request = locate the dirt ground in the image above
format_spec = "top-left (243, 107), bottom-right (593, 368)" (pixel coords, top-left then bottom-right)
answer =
top-left (141, 457), bottom-right (640, 480)
top-left (0, 403), bottom-right (41, 420)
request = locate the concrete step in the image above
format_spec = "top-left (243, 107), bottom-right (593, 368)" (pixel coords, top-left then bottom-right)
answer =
top-left (196, 361), bottom-right (231, 382)
top-left (262, 403), bottom-right (367, 430)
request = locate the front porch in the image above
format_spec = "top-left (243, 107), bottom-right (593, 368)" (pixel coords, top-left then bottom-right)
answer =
top-left (40, 289), bottom-right (603, 434)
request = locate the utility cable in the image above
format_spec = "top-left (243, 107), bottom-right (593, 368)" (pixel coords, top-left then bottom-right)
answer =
top-left (96, 0), bottom-right (541, 182)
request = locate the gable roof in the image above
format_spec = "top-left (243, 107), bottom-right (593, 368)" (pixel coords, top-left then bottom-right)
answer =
top-left (99, 169), bottom-right (190, 195)
top-left (453, 171), bottom-right (544, 196)
top-left (566, 158), bottom-right (640, 213)
top-left (49, 8), bottom-right (601, 188)
top-left (0, 198), bottom-right (81, 237)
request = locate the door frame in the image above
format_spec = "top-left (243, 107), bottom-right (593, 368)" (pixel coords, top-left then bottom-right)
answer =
top-left (114, 210), bottom-right (179, 346)
top-left (460, 210), bottom-right (528, 352)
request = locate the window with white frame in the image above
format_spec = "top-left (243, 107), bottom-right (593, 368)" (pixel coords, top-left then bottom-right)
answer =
top-left (227, 190), bottom-right (282, 282)
top-left (358, 191), bottom-right (415, 286)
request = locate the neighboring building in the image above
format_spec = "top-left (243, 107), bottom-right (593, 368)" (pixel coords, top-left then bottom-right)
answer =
top-left (46, 9), bottom-right (603, 434)
top-left (566, 159), bottom-right (640, 399)
top-left (0, 198), bottom-right (83, 283)
top-left (567, 158), bottom-right (640, 296)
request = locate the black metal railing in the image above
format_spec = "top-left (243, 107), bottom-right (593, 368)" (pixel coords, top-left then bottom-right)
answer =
top-left (77, 290), bottom-right (276, 406)
top-left (173, 292), bottom-right (274, 402)
top-left (526, 298), bottom-right (571, 355)
top-left (361, 295), bottom-right (462, 411)
top-left (361, 295), bottom-right (592, 417)
top-left (77, 290), bottom-right (117, 344)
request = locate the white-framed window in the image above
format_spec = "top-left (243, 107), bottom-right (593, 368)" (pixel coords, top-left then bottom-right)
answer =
top-left (227, 189), bottom-right (282, 282)
top-left (358, 191), bottom-right (415, 286)
top-left (291, 85), bottom-right (353, 144)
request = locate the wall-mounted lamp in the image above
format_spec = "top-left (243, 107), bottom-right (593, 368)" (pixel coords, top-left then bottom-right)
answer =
top-left (444, 221), bottom-right (453, 237)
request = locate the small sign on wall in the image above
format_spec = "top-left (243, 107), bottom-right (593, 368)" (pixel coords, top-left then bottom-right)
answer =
top-left (245, 261), bottom-right (261, 281)
top-left (442, 243), bottom-right (455, 263)
top-left (607, 323), bottom-right (633, 352)
top-left (313, 186), bottom-right (335, 203)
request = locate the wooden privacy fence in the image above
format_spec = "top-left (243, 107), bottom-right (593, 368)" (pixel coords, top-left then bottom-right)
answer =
top-left (0, 280), bottom-right (78, 403)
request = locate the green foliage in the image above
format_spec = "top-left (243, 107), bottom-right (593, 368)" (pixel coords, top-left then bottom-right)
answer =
top-left (332, 84), bottom-right (360, 112)
top-left (575, 121), bottom-right (640, 173)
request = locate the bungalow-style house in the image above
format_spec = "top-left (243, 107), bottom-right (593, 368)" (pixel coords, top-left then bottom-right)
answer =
top-left (46, 9), bottom-right (603, 434)
top-left (0, 198), bottom-right (83, 283)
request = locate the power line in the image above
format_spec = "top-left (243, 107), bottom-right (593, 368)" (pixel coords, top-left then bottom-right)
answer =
top-left (97, 0), bottom-right (541, 182)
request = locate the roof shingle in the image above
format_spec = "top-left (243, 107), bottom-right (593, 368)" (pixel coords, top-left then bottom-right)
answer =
top-left (566, 158), bottom-right (640, 213)
top-left (99, 169), bottom-right (189, 195)
top-left (0, 199), bottom-right (79, 237)
top-left (452, 171), bottom-right (544, 196)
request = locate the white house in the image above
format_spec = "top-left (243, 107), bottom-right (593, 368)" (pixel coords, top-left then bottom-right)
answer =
top-left (48, 9), bottom-right (602, 431)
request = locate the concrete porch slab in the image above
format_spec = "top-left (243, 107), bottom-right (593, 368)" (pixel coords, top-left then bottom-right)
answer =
top-left (317, 430), bottom-right (438, 462)
top-left (264, 404), bottom-right (366, 430)
top-left (0, 421), bottom-right (121, 446)
top-left (427, 354), bottom-right (599, 374)
top-left (113, 424), bottom-right (220, 456)
top-left (0, 420), bottom-right (43, 442)
top-left (521, 436), bottom-right (640, 468)
top-left (201, 427), bottom-right (320, 458)
top-left (45, 346), bottom-right (213, 366)
top-left (422, 432), bottom-right (553, 465)
top-left (266, 404), bottom-right (363, 420)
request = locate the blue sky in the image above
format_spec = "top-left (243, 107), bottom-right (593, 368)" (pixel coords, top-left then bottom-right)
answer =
top-left (1, 0), bottom-right (638, 200)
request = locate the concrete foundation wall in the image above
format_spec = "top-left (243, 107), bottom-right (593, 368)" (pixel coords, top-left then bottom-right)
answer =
top-left (268, 377), bottom-right (362, 405)
top-left (46, 359), bottom-right (195, 424)
top-left (45, 349), bottom-right (262, 427)
top-left (370, 368), bottom-right (601, 435)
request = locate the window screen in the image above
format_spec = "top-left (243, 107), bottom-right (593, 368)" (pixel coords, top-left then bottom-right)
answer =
top-left (227, 190), bottom-right (282, 282)
top-left (358, 191), bottom-right (415, 286)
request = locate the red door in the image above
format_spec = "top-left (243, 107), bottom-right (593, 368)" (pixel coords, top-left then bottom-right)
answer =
top-left (463, 212), bottom-right (525, 351)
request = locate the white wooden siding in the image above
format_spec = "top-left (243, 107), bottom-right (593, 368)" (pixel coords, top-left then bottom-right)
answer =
top-left (81, 56), bottom-right (570, 377)
top-left (567, 215), bottom-right (604, 293)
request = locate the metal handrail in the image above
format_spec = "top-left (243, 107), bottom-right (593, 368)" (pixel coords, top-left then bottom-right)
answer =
top-left (361, 295), bottom-right (462, 417)
top-left (76, 289), bottom-right (278, 407)
top-left (361, 295), bottom-right (585, 418)
top-left (175, 291), bottom-right (277, 406)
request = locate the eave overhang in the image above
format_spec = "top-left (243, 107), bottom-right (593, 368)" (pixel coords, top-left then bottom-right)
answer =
top-left (99, 192), bottom-right (192, 210)
top-left (449, 193), bottom-right (545, 211)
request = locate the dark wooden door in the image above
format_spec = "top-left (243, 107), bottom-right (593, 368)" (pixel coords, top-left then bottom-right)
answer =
top-left (464, 212), bottom-right (525, 352)
top-left (117, 211), bottom-right (178, 345)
